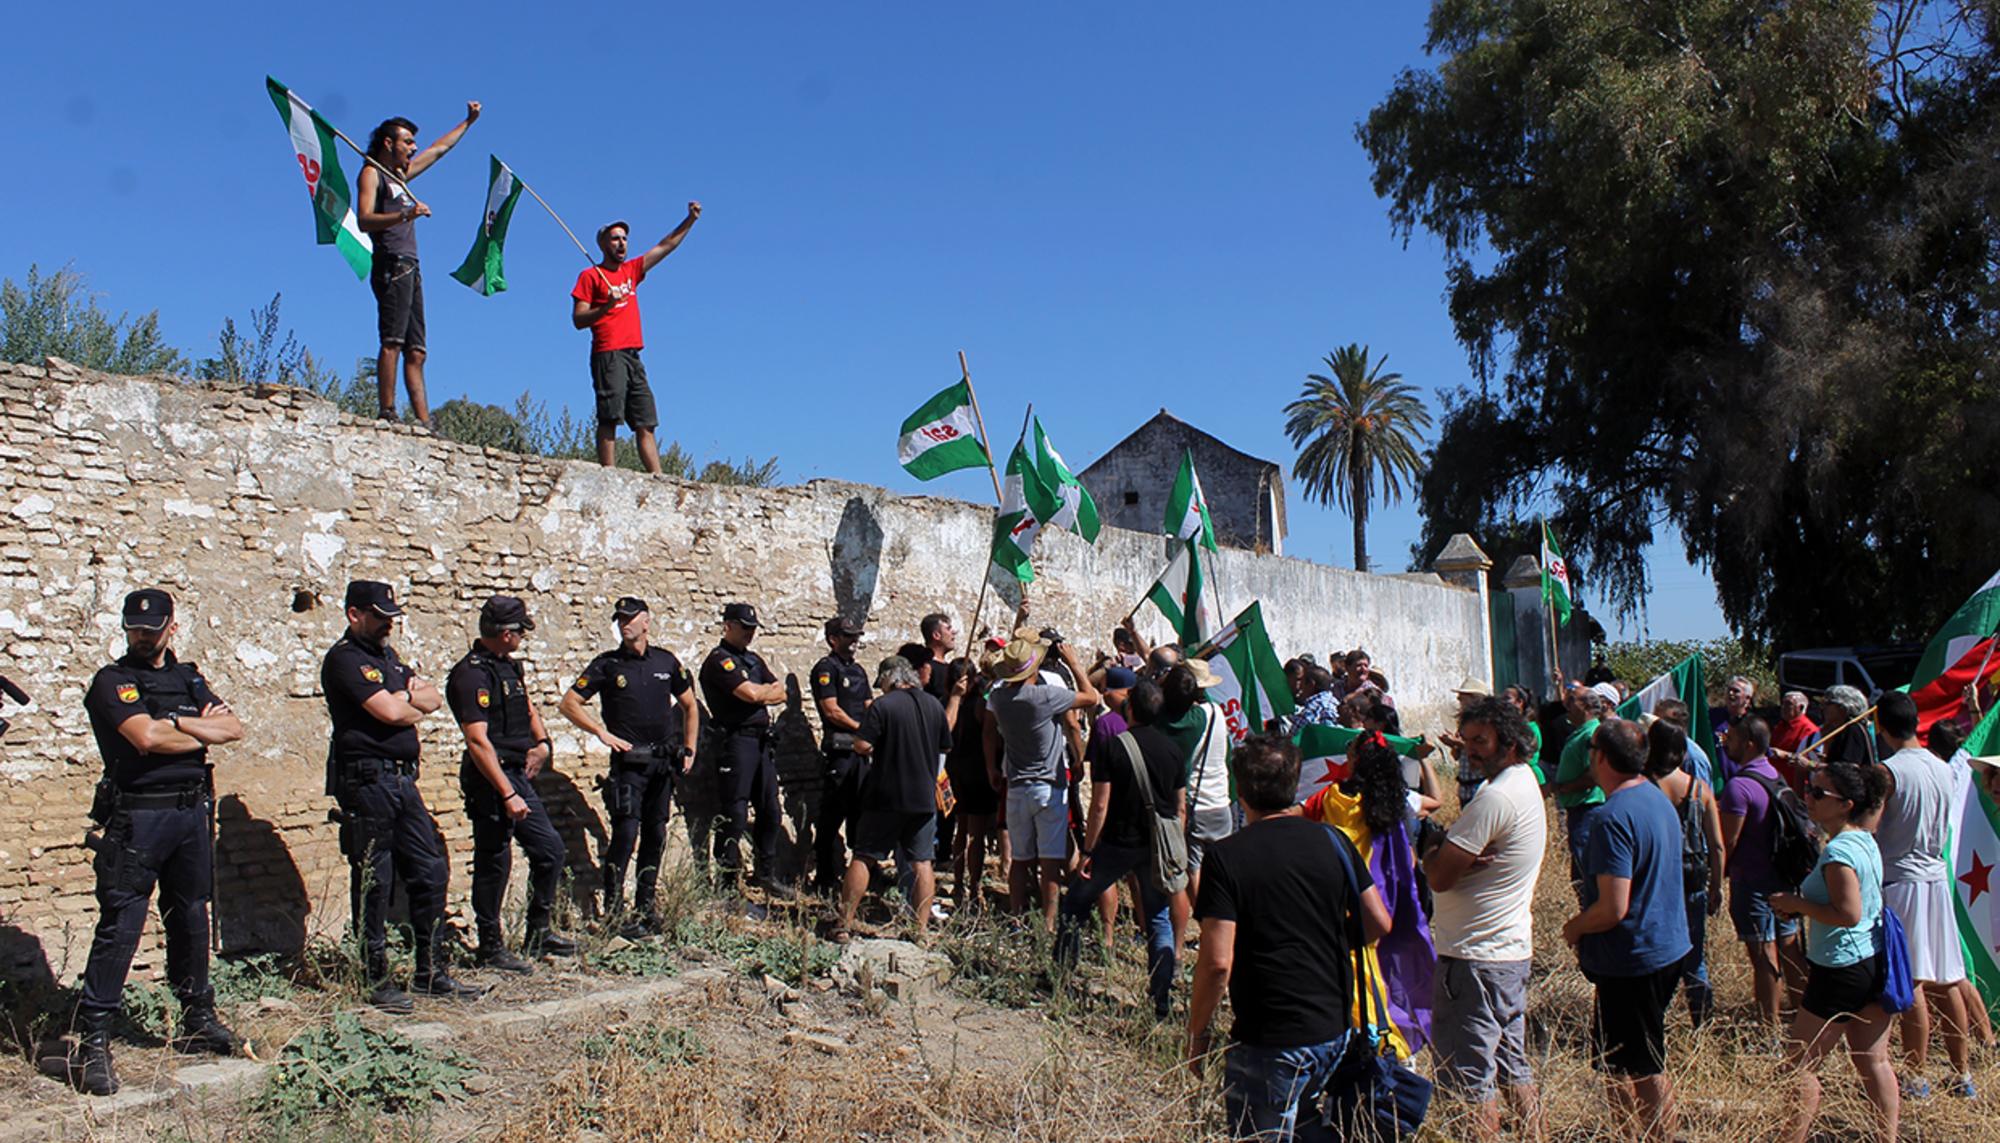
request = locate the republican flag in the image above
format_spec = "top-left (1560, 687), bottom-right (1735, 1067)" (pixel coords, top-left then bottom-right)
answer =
top-left (450, 156), bottom-right (524, 296)
top-left (1912, 636), bottom-right (2000, 738)
top-left (265, 77), bottom-right (371, 279)
top-left (896, 380), bottom-right (990, 480)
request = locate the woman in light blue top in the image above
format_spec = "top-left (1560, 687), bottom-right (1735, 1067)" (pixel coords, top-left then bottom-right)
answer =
top-left (1770, 761), bottom-right (1896, 1143)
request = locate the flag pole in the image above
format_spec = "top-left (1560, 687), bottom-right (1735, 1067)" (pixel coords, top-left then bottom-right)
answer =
top-left (1798, 703), bottom-right (1880, 763)
top-left (511, 175), bottom-right (616, 289)
top-left (961, 349), bottom-right (1002, 642)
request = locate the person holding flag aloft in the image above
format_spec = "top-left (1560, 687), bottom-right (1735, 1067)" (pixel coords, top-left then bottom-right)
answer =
top-left (355, 101), bottom-right (482, 429)
top-left (571, 205), bottom-right (702, 474)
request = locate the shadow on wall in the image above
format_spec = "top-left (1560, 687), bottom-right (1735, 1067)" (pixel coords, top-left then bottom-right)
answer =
top-left (831, 497), bottom-right (884, 624)
top-left (0, 917), bottom-right (63, 1063)
top-left (215, 794), bottom-right (310, 955)
top-left (533, 768), bottom-right (606, 920)
top-left (773, 674), bottom-right (819, 884)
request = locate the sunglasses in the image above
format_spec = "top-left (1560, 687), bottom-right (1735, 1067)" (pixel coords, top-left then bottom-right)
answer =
top-left (1805, 786), bottom-right (1849, 802)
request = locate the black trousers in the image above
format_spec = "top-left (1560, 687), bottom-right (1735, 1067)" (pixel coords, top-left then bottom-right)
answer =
top-left (601, 759), bottom-right (675, 916)
top-left (335, 768), bottom-right (449, 980)
top-left (814, 750), bottom-right (864, 890)
top-left (80, 800), bottom-right (213, 1015)
top-left (461, 761), bottom-right (567, 947)
top-left (714, 729), bottom-right (781, 878)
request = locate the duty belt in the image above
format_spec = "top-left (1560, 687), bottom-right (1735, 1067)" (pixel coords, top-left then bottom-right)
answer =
top-left (335, 757), bottom-right (418, 784)
top-left (115, 782), bottom-right (210, 811)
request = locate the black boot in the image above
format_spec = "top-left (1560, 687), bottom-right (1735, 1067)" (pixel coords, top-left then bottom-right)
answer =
top-left (175, 999), bottom-right (244, 1056)
top-left (72, 1009), bottom-right (119, 1096)
top-left (523, 927), bottom-right (578, 958)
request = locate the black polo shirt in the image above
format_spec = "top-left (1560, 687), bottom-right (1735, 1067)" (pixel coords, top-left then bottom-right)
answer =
top-left (84, 650), bottom-right (220, 790)
top-left (809, 650), bottom-right (869, 752)
top-left (570, 644), bottom-right (692, 744)
top-left (856, 687), bottom-right (953, 814)
top-left (322, 631), bottom-right (419, 764)
top-left (446, 643), bottom-right (537, 764)
top-left (700, 639), bottom-right (776, 732)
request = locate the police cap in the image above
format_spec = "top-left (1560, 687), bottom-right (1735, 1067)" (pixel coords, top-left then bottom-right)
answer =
top-left (344, 580), bottom-right (405, 618)
top-left (480, 595), bottom-right (535, 632)
top-left (722, 602), bottom-right (760, 628)
top-left (121, 589), bottom-right (175, 630)
top-left (613, 596), bottom-right (649, 619)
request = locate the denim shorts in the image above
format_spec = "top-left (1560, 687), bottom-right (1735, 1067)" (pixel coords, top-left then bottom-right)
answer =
top-left (1223, 1032), bottom-right (1355, 1142)
top-left (1006, 781), bottom-right (1069, 861)
top-left (1729, 883), bottom-right (1801, 943)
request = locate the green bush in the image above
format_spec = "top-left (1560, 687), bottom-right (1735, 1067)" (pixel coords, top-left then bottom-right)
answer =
top-left (256, 1012), bottom-right (474, 1131)
top-left (1601, 637), bottom-right (1776, 704)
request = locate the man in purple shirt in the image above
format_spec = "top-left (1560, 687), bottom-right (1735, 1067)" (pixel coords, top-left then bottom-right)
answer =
top-left (1081, 667), bottom-right (1137, 942)
top-left (1717, 715), bottom-right (1805, 1037)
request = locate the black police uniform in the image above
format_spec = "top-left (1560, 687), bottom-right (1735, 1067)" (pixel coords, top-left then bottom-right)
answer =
top-left (571, 644), bottom-right (692, 918)
top-left (446, 643), bottom-right (567, 951)
top-left (808, 650), bottom-right (870, 891)
top-left (79, 650), bottom-right (224, 1025)
top-left (321, 631), bottom-right (451, 982)
top-left (698, 639), bottom-right (782, 879)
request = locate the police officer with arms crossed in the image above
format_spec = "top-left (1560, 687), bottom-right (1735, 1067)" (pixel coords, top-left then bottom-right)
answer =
top-left (73, 589), bottom-right (244, 1095)
top-left (322, 581), bottom-right (481, 1013)
top-left (447, 596), bottom-right (576, 971)
top-left (809, 616), bottom-right (871, 895)
top-left (699, 602), bottom-right (791, 894)
top-left (558, 596), bottom-right (698, 935)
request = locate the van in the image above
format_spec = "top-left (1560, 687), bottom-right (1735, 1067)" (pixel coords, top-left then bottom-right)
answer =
top-left (1776, 644), bottom-right (1923, 701)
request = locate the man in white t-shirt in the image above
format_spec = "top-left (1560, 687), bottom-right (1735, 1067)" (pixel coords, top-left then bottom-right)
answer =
top-left (1421, 695), bottom-right (1549, 1141)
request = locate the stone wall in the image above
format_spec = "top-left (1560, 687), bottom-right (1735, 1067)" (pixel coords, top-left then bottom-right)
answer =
top-left (0, 361), bottom-right (1486, 982)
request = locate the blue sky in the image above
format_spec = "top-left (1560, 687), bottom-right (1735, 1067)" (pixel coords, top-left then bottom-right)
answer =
top-left (2, 2), bottom-right (1726, 641)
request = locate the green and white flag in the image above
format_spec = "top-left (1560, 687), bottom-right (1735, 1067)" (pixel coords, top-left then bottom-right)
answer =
top-left (1952, 705), bottom-right (2000, 1022)
top-left (1541, 519), bottom-right (1574, 626)
top-left (265, 77), bottom-right (371, 279)
top-left (1914, 567), bottom-right (2000, 690)
top-left (1295, 723), bottom-right (1423, 805)
top-left (1203, 601), bottom-right (1296, 744)
top-left (1030, 417), bottom-right (1101, 542)
top-left (1617, 653), bottom-right (1715, 784)
top-left (1164, 450), bottom-right (1218, 552)
top-left (1144, 538), bottom-right (1212, 645)
top-left (450, 156), bottom-right (524, 296)
top-left (897, 379), bottom-right (990, 480)
top-left (991, 440), bottom-right (1056, 583)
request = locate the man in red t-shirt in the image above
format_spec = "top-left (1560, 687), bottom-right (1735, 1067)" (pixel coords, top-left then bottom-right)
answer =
top-left (570, 203), bottom-right (702, 473)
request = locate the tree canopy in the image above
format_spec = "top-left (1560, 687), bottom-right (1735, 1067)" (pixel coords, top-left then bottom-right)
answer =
top-left (1365, 0), bottom-right (2000, 647)
top-left (1282, 345), bottom-right (1431, 572)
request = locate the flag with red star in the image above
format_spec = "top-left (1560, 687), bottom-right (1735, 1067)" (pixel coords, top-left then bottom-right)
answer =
top-left (1952, 705), bottom-right (2000, 1022)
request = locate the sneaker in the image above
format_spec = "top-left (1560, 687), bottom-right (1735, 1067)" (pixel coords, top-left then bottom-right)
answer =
top-left (72, 1032), bottom-right (118, 1097)
top-left (1900, 1076), bottom-right (1933, 1101)
top-left (412, 971), bottom-right (488, 999)
top-left (525, 931), bottom-right (579, 958)
top-left (369, 983), bottom-right (414, 1014)
top-left (1946, 1075), bottom-right (1976, 1099)
top-left (475, 947), bottom-right (534, 975)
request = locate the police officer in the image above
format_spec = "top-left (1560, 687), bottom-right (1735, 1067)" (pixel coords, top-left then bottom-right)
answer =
top-left (73, 589), bottom-right (244, 1095)
top-left (698, 602), bottom-right (790, 893)
top-left (557, 596), bottom-right (698, 934)
top-left (809, 616), bottom-right (870, 895)
top-left (322, 581), bottom-right (481, 1013)
top-left (446, 595), bottom-right (575, 971)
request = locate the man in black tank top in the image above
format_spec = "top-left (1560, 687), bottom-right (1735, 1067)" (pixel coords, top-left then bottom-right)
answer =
top-left (355, 101), bottom-right (481, 429)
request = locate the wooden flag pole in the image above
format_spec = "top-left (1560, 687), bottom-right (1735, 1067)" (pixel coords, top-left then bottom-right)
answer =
top-left (1797, 703), bottom-right (1880, 764)
top-left (961, 351), bottom-right (1007, 643)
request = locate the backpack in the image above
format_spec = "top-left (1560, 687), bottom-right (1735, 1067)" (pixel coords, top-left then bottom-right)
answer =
top-left (1743, 771), bottom-right (1821, 887)
top-left (1676, 781), bottom-right (1711, 891)
top-left (1117, 731), bottom-right (1190, 896)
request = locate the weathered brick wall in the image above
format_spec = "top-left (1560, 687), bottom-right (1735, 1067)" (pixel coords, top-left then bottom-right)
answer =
top-left (0, 361), bottom-right (1486, 984)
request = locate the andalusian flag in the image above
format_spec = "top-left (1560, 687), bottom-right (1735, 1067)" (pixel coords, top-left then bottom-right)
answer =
top-left (991, 440), bottom-right (1054, 583)
top-left (1541, 519), bottom-right (1573, 626)
top-left (1163, 450), bottom-right (1218, 552)
top-left (1914, 567), bottom-right (2000, 690)
top-left (1617, 653), bottom-right (1715, 783)
top-left (1203, 602), bottom-right (1295, 743)
top-left (1144, 538), bottom-right (1211, 645)
top-left (897, 379), bottom-right (990, 480)
top-left (1952, 706), bottom-right (2000, 1021)
top-left (265, 77), bottom-right (371, 279)
top-left (1030, 417), bottom-right (1101, 542)
top-left (1294, 723), bottom-right (1422, 805)
top-left (450, 156), bottom-right (524, 295)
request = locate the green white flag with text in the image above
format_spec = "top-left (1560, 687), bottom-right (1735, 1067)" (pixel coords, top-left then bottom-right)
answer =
top-left (1203, 602), bottom-right (1295, 743)
top-left (451, 156), bottom-right (524, 296)
top-left (898, 379), bottom-right (990, 479)
top-left (1541, 520), bottom-right (1574, 626)
top-left (1030, 417), bottom-right (1101, 542)
top-left (991, 440), bottom-right (1055, 583)
top-left (1164, 450), bottom-right (1218, 551)
top-left (265, 77), bottom-right (371, 279)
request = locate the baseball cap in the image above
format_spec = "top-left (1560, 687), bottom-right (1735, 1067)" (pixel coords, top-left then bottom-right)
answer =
top-left (1588, 682), bottom-right (1622, 706)
top-left (344, 580), bottom-right (405, 618)
top-left (722, 602), bottom-right (760, 627)
top-left (613, 596), bottom-right (649, 619)
top-left (122, 589), bottom-right (174, 630)
top-left (1104, 666), bottom-right (1138, 690)
top-left (596, 220), bottom-right (631, 247)
top-left (480, 595), bottom-right (535, 631)
top-left (824, 616), bottom-right (864, 638)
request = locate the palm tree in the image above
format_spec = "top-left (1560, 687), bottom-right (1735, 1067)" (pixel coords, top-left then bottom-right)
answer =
top-left (1283, 345), bottom-right (1431, 572)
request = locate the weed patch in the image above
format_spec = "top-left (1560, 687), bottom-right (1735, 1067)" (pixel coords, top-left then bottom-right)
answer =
top-left (255, 1011), bottom-right (474, 1132)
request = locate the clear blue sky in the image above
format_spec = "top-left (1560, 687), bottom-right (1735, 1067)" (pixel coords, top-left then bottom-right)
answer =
top-left (2, 2), bottom-right (1726, 641)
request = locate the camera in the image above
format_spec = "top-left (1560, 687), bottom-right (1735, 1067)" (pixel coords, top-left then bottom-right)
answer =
top-left (1039, 627), bottom-right (1066, 648)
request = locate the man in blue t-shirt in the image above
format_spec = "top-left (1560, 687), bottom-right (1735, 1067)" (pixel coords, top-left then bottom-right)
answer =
top-left (1562, 718), bottom-right (1691, 1143)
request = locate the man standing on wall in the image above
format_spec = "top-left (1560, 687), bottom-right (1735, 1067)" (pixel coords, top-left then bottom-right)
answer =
top-left (355, 102), bottom-right (481, 427)
top-left (73, 590), bottom-right (246, 1096)
top-left (571, 205), bottom-right (702, 473)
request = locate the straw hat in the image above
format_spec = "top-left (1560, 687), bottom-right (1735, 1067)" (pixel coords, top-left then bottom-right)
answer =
top-left (995, 631), bottom-right (1050, 684)
top-left (1454, 676), bottom-right (1492, 697)
top-left (1186, 656), bottom-right (1222, 689)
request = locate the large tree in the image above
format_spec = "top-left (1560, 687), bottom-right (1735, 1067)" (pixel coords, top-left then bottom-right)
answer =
top-left (1283, 344), bottom-right (1431, 572)
top-left (1364, 1), bottom-right (2000, 646)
